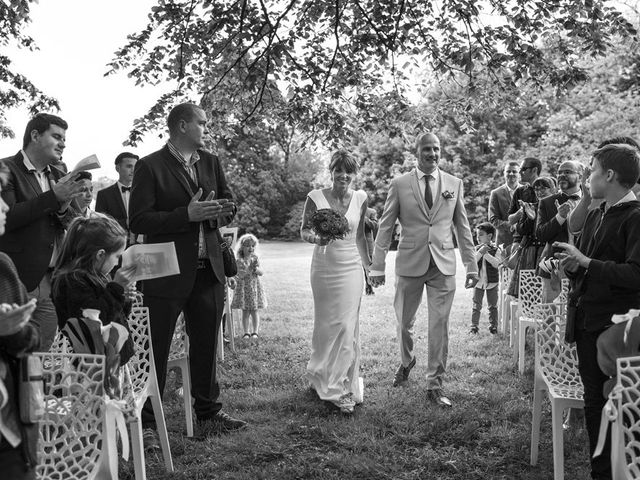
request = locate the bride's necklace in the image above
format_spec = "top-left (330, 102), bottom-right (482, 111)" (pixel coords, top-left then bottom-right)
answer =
top-left (325, 188), bottom-right (352, 216)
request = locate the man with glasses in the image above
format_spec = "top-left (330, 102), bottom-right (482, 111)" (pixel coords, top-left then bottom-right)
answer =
top-left (536, 160), bottom-right (583, 301)
top-left (507, 157), bottom-right (543, 243)
top-left (489, 161), bottom-right (520, 254)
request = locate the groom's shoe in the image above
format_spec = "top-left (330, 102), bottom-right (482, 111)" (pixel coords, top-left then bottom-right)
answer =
top-left (392, 357), bottom-right (416, 387)
top-left (426, 388), bottom-right (452, 407)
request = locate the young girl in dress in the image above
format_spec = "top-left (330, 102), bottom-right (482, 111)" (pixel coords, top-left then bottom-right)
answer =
top-left (231, 233), bottom-right (267, 339)
top-left (51, 214), bottom-right (137, 363)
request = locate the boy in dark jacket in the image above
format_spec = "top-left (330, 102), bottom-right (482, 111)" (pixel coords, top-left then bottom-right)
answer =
top-left (469, 222), bottom-right (502, 334)
top-left (555, 143), bottom-right (640, 480)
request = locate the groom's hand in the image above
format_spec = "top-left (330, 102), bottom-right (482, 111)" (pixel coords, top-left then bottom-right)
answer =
top-left (465, 273), bottom-right (479, 289)
top-left (369, 274), bottom-right (385, 287)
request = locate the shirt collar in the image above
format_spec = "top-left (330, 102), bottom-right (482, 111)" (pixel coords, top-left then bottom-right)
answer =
top-left (21, 150), bottom-right (50, 174)
top-left (614, 190), bottom-right (637, 206)
top-left (417, 167), bottom-right (439, 182)
top-left (506, 183), bottom-right (518, 194)
top-left (167, 140), bottom-right (200, 167)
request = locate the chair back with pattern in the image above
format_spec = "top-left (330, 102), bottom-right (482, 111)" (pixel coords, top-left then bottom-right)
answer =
top-left (126, 303), bottom-right (152, 400)
top-left (535, 312), bottom-right (583, 400)
top-left (518, 270), bottom-right (543, 319)
top-left (500, 265), bottom-right (512, 290)
top-left (613, 355), bottom-right (640, 479)
top-left (36, 352), bottom-right (106, 480)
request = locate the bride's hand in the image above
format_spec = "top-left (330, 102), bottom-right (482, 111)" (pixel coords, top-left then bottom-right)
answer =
top-left (316, 235), bottom-right (330, 246)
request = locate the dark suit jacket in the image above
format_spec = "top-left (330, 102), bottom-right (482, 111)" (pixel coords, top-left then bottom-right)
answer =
top-left (95, 182), bottom-right (127, 231)
top-left (535, 192), bottom-right (574, 259)
top-left (0, 152), bottom-right (68, 291)
top-left (129, 145), bottom-right (234, 298)
top-left (488, 184), bottom-right (514, 246)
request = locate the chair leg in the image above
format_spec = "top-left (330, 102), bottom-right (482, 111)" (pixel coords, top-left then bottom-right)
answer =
top-left (518, 324), bottom-right (527, 374)
top-left (551, 399), bottom-right (565, 480)
top-left (150, 393), bottom-right (174, 472)
top-left (510, 303), bottom-right (518, 349)
top-left (181, 361), bottom-right (194, 437)
top-left (502, 296), bottom-right (510, 336)
top-left (530, 384), bottom-right (544, 465)
top-left (129, 419), bottom-right (146, 480)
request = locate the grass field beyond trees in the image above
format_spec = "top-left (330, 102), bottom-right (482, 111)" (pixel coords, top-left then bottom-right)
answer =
top-left (136, 241), bottom-right (591, 480)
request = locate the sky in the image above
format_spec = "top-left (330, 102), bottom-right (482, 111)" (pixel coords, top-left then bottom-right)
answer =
top-left (0, 0), bottom-right (169, 180)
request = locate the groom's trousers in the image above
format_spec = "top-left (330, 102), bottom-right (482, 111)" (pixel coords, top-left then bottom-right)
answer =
top-left (394, 258), bottom-right (456, 389)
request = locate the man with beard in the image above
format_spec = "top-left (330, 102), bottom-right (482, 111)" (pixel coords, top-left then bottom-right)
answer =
top-left (370, 132), bottom-right (478, 407)
top-left (489, 161), bottom-right (520, 254)
top-left (536, 160), bottom-right (583, 302)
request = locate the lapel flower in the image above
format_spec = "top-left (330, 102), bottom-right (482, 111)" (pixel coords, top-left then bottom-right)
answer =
top-left (442, 190), bottom-right (455, 200)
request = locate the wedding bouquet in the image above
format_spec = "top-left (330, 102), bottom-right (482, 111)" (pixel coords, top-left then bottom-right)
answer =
top-left (310, 209), bottom-right (350, 252)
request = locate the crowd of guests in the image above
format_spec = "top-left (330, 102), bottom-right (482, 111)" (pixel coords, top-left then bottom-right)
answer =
top-left (487, 139), bottom-right (640, 480)
top-left (0, 105), bottom-right (639, 480)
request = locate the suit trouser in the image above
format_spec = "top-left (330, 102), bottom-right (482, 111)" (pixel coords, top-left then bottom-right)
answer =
top-left (394, 259), bottom-right (456, 390)
top-left (575, 325), bottom-right (612, 480)
top-left (28, 270), bottom-right (58, 352)
top-left (141, 264), bottom-right (225, 426)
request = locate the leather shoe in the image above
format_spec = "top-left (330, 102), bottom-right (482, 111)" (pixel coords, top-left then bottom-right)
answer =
top-left (196, 411), bottom-right (247, 438)
top-left (392, 357), bottom-right (416, 387)
top-left (426, 389), bottom-right (452, 407)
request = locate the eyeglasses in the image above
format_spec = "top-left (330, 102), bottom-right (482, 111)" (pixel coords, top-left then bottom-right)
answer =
top-left (520, 166), bottom-right (534, 173)
top-left (534, 186), bottom-right (551, 191)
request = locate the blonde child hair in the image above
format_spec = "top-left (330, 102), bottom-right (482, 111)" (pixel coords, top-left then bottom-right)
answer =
top-left (235, 233), bottom-right (260, 258)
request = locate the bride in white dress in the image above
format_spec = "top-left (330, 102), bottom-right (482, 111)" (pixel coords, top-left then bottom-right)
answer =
top-left (300, 151), bottom-right (371, 413)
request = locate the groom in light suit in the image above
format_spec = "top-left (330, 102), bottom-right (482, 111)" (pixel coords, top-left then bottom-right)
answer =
top-left (370, 132), bottom-right (478, 407)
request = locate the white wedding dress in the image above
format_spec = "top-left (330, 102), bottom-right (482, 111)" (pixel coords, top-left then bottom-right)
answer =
top-left (305, 188), bottom-right (366, 408)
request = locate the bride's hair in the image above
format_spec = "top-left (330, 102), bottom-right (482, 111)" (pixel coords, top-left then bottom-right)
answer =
top-left (235, 233), bottom-right (260, 259)
top-left (329, 150), bottom-right (359, 174)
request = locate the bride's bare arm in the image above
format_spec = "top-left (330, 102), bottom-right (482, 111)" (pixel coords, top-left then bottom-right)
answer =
top-left (356, 198), bottom-right (370, 268)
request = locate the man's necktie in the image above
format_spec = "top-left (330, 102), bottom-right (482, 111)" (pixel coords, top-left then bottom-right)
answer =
top-left (121, 186), bottom-right (131, 193)
top-left (424, 174), bottom-right (433, 209)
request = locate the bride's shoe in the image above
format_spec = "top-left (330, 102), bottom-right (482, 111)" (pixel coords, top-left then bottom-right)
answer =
top-left (335, 393), bottom-right (355, 414)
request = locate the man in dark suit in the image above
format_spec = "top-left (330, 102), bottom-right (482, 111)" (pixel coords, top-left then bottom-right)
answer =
top-left (488, 161), bottom-right (520, 253)
top-left (0, 113), bottom-right (84, 351)
top-left (95, 152), bottom-right (139, 245)
top-left (130, 103), bottom-right (246, 445)
top-left (536, 160), bottom-right (583, 301)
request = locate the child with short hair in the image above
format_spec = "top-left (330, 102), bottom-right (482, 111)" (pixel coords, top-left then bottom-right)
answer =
top-left (51, 215), bottom-right (137, 363)
top-left (555, 143), bottom-right (640, 479)
top-left (231, 234), bottom-right (267, 339)
top-left (469, 222), bottom-right (503, 334)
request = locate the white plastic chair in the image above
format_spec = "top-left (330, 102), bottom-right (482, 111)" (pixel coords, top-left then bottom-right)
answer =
top-left (499, 265), bottom-right (513, 336)
top-left (600, 355), bottom-right (640, 479)
top-left (36, 352), bottom-right (107, 480)
top-left (167, 312), bottom-right (194, 437)
top-left (530, 312), bottom-right (584, 480)
top-left (512, 270), bottom-right (543, 372)
top-left (127, 302), bottom-right (174, 478)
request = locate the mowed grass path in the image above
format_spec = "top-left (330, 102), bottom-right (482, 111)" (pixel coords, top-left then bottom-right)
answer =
top-left (137, 241), bottom-right (591, 480)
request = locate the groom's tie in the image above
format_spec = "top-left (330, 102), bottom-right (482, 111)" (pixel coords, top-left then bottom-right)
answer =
top-left (424, 174), bottom-right (433, 209)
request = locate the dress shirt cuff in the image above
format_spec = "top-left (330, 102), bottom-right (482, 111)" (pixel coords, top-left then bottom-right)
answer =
top-left (555, 213), bottom-right (566, 225)
top-left (370, 269), bottom-right (385, 276)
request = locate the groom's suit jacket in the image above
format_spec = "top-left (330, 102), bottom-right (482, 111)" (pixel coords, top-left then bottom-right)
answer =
top-left (129, 145), bottom-right (234, 298)
top-left (0, 151), bottom-right (69, 291)
top-left (371, 168), bottom-right (477, 277)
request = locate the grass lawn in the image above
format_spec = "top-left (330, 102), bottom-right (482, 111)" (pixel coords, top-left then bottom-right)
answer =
top-left (134, 241), bottom-right (591, 480)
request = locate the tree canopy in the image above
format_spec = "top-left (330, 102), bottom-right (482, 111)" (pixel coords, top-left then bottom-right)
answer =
top-left (0, 0), bottom-right (58, 138)
top-left (107, 0), bottom-right (637, 144)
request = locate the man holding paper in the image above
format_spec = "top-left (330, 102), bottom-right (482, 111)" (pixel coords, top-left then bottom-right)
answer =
top-left (130, 102), bottom-right (246, 445)
top-left (0, 113), bottom-right (85, 351)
